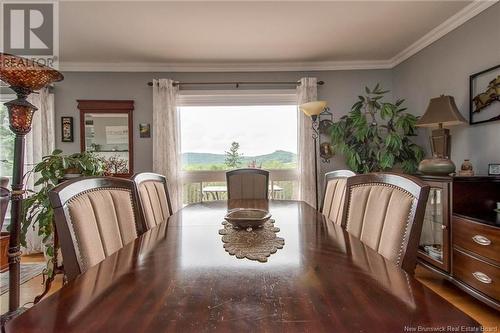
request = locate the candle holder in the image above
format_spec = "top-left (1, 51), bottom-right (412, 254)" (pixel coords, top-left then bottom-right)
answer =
top-left (0, 53), bottom-right (63, 325)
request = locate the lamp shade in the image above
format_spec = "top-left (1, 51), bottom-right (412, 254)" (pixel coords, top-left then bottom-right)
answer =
top-left (0, 52), bottom-right (63, 91)
top-left (416, 95), bottom-right (467, 128)
top-left (300, 101), bottom-right (327, 117)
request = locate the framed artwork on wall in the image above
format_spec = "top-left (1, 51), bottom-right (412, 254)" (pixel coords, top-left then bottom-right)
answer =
top-left (139, 123), bottom-right (151, 138)
top-left (469, 64), bottom-right (500, 125)
top-left (488, 163), bottom-right (500, 176)
top-left (61, 116), bottom-right (74, 142)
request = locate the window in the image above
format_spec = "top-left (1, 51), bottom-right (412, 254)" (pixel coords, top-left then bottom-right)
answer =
top-left (179, 90), bottom-right (298, 205)
top-left (0, 96), bottom-right (15, 229)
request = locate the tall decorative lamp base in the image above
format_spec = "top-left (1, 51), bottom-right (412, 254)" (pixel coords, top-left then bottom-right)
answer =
top-left (0, 53), bottom-right (63, 325)
top-left (299, 101), bottom-right (328, 210)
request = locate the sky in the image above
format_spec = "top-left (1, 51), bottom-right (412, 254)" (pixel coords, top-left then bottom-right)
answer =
top-left (180, 105), bottom-right (298, 156)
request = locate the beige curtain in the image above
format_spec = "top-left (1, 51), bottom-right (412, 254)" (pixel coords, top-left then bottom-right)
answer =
top-left (24, 87), bottom-right (55, 254)
top-left (152, 79), bottom-right (182, 212)
top-left (297, 77), bottom-right (318, 208)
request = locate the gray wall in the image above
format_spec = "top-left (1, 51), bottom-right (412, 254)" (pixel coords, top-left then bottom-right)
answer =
top-left (54, 3), bottom-right (500, 176)
top-left (393, 3), bottom-right (500, 175)
top-left (54, 70), bottom-right (393, 175)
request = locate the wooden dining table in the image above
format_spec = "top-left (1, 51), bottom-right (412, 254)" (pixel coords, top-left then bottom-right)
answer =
top-left (6, 200), bottom-right (480, 332)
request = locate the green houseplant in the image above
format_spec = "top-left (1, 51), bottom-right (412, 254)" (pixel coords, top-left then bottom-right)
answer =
top-left (22, 149), bottom-right (106, 277)
top-left (330, 84), bottom-right (424, 174)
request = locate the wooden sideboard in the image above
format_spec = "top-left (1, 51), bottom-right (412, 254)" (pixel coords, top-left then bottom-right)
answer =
top-left (417, 175), bottom-right (500, 310)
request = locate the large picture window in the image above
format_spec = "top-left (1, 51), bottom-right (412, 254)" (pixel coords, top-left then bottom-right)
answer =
top-left (179, 90), bottom-right (298, 204)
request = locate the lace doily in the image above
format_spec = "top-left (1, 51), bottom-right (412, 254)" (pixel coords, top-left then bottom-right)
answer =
top-left (218, 219), bottom-right (285, 262)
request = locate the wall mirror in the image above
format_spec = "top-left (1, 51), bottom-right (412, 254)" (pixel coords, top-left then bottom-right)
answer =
top-left (78, 100), bottom-right (134, 177)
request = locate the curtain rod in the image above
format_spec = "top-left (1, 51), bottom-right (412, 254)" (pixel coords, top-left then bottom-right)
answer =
top-left (147, 80), bottom-right (324, 87)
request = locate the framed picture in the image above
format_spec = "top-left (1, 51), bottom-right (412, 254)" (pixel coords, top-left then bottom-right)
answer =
top-left (488, 163), bottom-right (500, 176)
top-left (139, 123), bottom-right (151, 138)
top-left (61, 116), bottom-right (74, 142)
top-left (469, 64), bottom-right (500, 125)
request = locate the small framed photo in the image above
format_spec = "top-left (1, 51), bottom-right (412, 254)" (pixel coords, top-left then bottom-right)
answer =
top-left (488, 163), bottom-right (500, 176)
top-left (61, 116), bottom-right (74, 142)
top-left (139, 123), bottom-right (151, 138)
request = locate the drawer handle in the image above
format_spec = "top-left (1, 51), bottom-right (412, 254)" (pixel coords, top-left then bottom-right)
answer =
top-left (472, 272), bottom-right (492, 284)
top-left (472, 235), bottom-right (491, 246)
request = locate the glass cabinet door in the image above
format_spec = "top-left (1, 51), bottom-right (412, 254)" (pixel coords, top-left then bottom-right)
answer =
top-left (418, 181), bottom-right (450, 272)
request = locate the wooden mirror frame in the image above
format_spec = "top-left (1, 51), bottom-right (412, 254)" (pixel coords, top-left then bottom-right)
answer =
top-left (77, 100), bottom-right (134, 177)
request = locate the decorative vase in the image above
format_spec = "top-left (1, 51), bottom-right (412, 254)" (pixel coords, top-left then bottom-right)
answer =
top-left (418, 158), bottom-right (456, 175)
top-left (458, 159), bottom-right (474, 176)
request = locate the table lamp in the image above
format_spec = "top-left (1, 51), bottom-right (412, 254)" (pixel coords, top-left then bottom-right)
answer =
top-left (299, 101), bottom-right (327, 209)
top-left (416, 95), bottom-right (467, 175)
top-left (0, 52), bottom-right (63, 324)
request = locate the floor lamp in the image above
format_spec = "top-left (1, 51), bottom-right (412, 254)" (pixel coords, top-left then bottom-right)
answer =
top-left (0, 53), bottom-right (63, 324)
top-left (299, 101), bottom-right (327, 210)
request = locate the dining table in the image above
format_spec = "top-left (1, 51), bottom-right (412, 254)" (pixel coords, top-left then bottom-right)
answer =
top-left (6, 200), bottom-right (480, 332)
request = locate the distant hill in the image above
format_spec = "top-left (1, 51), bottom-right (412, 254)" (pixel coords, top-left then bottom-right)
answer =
top-left (182, 150), bottom-right (296, 165)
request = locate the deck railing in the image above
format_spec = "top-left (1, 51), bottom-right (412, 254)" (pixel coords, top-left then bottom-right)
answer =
top-left (182, 169), bottom-right (299, 204)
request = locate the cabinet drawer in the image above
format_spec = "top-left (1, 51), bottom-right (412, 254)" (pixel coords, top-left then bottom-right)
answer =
top-left (452, 216), bottom-right (499, 262)
top-left (453, 249), bottom-right (499, 301)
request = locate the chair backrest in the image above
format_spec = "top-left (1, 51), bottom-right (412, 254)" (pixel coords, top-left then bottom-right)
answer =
top-left (132, 172), bottom-right (173, 231)
top-left (341, 173), bottom-right (429, 273)
top-left (226, 168), bottom-right (269, 200)
top-left (0, 186), bottom-right (10, 231)
top-left (321, 170), bottom-right (355, 225)
top-left (49, 176), bottom-right (144, 281)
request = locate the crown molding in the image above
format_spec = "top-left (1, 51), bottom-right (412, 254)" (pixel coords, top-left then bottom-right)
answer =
top-left (59, 0), bottom-right (497, 73)
top-left (59, 60), bottom-right (393, 72)
top-left (390, 0), bottom-right (498, 67)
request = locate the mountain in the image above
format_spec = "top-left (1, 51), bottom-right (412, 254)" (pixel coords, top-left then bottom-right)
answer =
top-left (182, 150), bottom-right (296, 165)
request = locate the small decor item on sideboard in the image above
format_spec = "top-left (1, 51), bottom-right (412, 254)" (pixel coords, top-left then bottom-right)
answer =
top-left (488, 163), bottom-right (500, 176)
top-left (458, 159), bottom-right (474, 176)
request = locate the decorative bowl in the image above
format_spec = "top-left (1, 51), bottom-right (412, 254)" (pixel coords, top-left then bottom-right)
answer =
top-left (224, 209), bottom-right (271, 230)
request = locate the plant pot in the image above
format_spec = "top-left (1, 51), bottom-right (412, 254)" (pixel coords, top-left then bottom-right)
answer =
top-left (63, 168), bottom-right (82, 180)
top-left (1, 232), bottom-right (9, 272)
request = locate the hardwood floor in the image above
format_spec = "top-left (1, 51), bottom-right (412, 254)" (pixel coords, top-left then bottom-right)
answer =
top-left (1, 255), bottom-right (498, 328)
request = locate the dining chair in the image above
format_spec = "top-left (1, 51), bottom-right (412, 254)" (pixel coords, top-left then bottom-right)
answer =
top-left (320, 169), bottom-right (355, 225)
top-left (341, 173), bottom-right (430, 273)
top-left (49, 176), bottom-right (144, 281)
top-left (226, 168), bottom-right (269, 200)
top-left (132, 172), bottom-right (173, 231)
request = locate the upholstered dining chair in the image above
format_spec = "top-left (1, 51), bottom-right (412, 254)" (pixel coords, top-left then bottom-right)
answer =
top-left (226, 168), bottom-right (269, 200)
top-left (341, 173), bottom-right (430, 273)
top-left (321, 170), bottom-right (355, 225)
top-left (132, 172), bottom-right (173, 231)
top-left (49, 177), bottom-right (144, 281)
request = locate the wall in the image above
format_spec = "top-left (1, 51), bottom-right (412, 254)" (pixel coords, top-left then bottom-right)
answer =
top-left (54, 70), bottom-right (393, 175)
top-left (392, 3), bottom-right (500, 175)
top-left (54, 3), bottom-right (499, 177)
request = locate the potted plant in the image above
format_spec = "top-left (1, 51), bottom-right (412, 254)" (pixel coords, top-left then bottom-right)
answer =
top-left (330, 84), bottom-right (424, 174)
top-left (22, 149), bottom-right (106, 277)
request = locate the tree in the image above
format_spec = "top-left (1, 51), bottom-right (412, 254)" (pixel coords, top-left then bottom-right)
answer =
top-left (225, 142), bottom-right (243, 169)
top-left (330, 84), bottom-right (424, 174)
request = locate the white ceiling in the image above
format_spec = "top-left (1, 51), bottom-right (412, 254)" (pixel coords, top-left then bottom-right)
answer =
top-left (58, 1), bottom-right (492, 71)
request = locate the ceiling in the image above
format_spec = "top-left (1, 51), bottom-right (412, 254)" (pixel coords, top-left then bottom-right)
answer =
top-left (58, 1), bottom-right (490, 71)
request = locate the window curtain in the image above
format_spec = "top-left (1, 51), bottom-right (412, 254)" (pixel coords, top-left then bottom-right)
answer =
top-left (297, 77), bottom-right (318, 208)
top-left (152, 79), bottom-right (182, 212)
top-left (24, 87), bottom-right (55, 254)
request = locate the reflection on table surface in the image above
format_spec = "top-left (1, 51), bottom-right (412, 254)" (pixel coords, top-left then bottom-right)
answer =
top-left (6, 200), bottom-right (479, 333)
